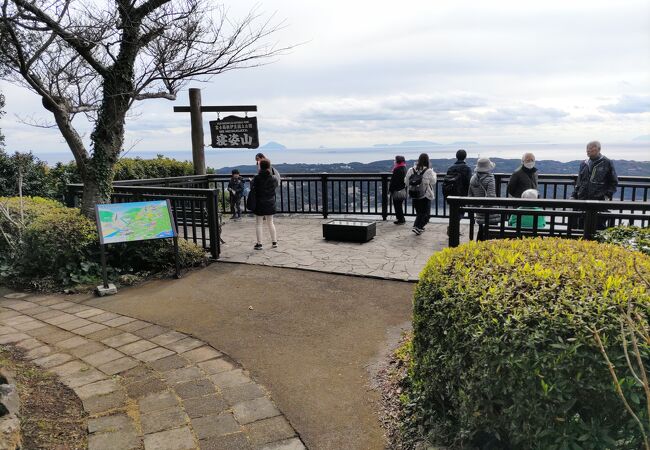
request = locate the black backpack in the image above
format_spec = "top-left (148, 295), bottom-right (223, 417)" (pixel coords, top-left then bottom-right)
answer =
top-left (408, 169), bottom-right (427, 199)
top-left (442, 170), bottom-right (464, 198)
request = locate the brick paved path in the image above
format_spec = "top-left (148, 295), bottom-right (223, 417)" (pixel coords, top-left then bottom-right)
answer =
top-left (0, 293), bottom-right (304, 450)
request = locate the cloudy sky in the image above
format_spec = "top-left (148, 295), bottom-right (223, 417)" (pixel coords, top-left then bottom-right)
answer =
top-left (1, 0), bottom-right (649, 154)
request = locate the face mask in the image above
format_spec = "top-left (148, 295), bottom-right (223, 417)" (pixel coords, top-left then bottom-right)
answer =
top-left (523, 161), bottom-right (535, 169)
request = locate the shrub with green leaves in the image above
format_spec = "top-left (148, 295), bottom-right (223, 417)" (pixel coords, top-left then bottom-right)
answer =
top-left (408, 238), bottom-right (649, 449)
top-left (597, 225), bottom-right (650, 256)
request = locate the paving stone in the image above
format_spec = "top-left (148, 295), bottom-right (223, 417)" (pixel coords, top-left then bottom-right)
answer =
top-left (49, 360), bottom-right (89, 377)
top-left (103, 316), bottom-right (136, 327)
top-left (33, 310), bottom-right (64, 321)
top-left (209, 369), bottom-right (251, 389)
top-left (33, 352), bottom-right (73, 369)
top-left (82, 390), bottom-right (127, 414)
top-left (13, 319), bottom-right (47, 331)
top-left (143, 426), bottom-right (195, 450)
top-left (258, 438), bottom-right (305, 450)
top-left (97, 356), bottom-right (140, 375)
top-left (44, 313), bottom-right (78, 326)
top-left (139, 390), bottom-right (179, 414)
top-left (89, 312), bottom-right (121, 324)
top-left (118, 320), bottom-right (151, 332)
top-left (14, 338), bottom-right (43, 351)
top-left (182, 394), bottom-right (228, 418)
top-left (125, 376), bottom-right (167, 399)
top-left (244, 416), bottom-right (296, 447)
top-left (57, 336), bottom-right (90, 350)
top-left (87, 413), bottom-right (133, 433)
top-left (33, 298), bottom-right (63, 306)
top-left (24, 324), bottom-right (59, 338)
top-left (0, 310), bottom-right (22, 320)
top-left (150, 330), bottom-right (186, 346)
top-left (70, 341), bottom-right (107, 358)
top-left (73, 323), bottom-right (108, 336)
top-left (191, 412), bottom-right (240, 439)
top-left (39, 329), bottom-right (76, 344)
top-left (120, 365), bottom-right (155, 383)
top-left (232, 397), bottom-right (280, 425)
top-left (49, 301), bottom-right (77, 310)
top-left (61, 304), bottom-right (90, 314)
top-left (165, 337), bottom-right (204, 354)
top-left (148, 354), bottom-right (190, 372)
top-left (24, 345), bottom-right (53, 360)
top-left (0, 326), bottom-right (17, 335)
top-left (101, 332), bottom-right (140, 348)
top-left (133, 324), bottom-right (167, 339)
top-left (0, 332), bottom-right (32, 344)
top-left (4, 301), bottom-right (38, 311)
top-left (141, 406), bottom-right (188, 434)
top-left (59, 317), bottom-right (93, 331)
top-left (180, 346), bottom-right (222, 363)
top-left (163, 366), bottom-right (204, 384)
top-left (222, 383), bottom-right (266, 404)
top-left (75, 308), bottom-right (105, 319)
top-left (85, 327), bottom-right (123, 341)
top-left (1, 315), bottom-right (32, 326)
top-left (75, 379), bottom-right (120, 400)
top-left (134, 346), bottom-right (175, 362)
top-left (198, 358), bottom-right (234, 375)
top-left (19, 305), bottom-right (50, 315)
top-left (88, 428), bottom-right (140, 450)
top-left (174, 378), bottom-right (215, 399)
top-left (199, 432), bottom-right (252, 450)
top-left (81, 348), bottom-right (124, 366)
top-left (118, 339), bottom-right (157, 355)
top-left (62, 368), bottom-right (107, 389)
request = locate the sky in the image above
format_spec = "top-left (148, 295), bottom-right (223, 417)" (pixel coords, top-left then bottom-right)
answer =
top-left (1, 0), bottom-right (649, 156)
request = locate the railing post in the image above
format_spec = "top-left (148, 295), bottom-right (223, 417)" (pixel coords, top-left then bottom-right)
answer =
top-left (206, 189), bottom-right (220, 259)
top-left (64, 185), bottom-right (76, 208)
top-left (448, 197), bottom-right (461, 247)
top-left (321, 175), bottom-right (329, 219)
top-left (381, 174), bottom-right (389, 220)
top-left (582, 203), bottom-right (599, 240)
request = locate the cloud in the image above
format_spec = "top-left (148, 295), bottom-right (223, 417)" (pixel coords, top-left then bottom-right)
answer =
top-left (601, 95), bottom-right (650, 114)
top-left (466, 105), bottom-right (569, 126)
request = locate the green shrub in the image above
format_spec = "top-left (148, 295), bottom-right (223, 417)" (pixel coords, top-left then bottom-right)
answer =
top-left (597, 225), bottom-right (650, 255)
top-left (0, 150), bottom-right (57, 198)
top-left (408, 238), bottom-right (649, 449)
top-left (107, 238), bottom-right (207, 274)
top-left (113, 155), bottom-right (194, 180)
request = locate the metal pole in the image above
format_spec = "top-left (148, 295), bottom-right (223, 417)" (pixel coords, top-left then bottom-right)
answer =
top-left (448, 198), bottom-right (461, 247)
top-left (189, 88), bottom-right (206, 175)
top-left (173, 237), bottom-right (181, 279)
top-left (381, 175), bottom-right (389, 221)
top-left (100, 244), bottom-right (109, 288)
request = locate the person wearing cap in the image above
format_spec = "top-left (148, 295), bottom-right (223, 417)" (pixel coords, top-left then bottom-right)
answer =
top-left (468, 157), bottom-right (500, 240)
top-left (507, 152), bottom-right (538, 198)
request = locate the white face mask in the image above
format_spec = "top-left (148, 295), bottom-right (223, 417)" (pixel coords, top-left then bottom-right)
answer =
top-left (523, 161), bottom-right (535, 169)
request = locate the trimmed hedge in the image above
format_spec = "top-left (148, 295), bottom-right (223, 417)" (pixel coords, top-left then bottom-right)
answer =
top-left (597, 225), bottom-right (650, 256)
top-left (409, 238), bottom-right (649, 449)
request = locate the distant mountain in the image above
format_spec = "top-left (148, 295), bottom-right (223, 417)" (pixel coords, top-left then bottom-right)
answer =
top-left (450, 141), bottom-right (479, 146)
top-left (373, 140), bottom-right (441, 148)
top-left (215, 158), bottom-right (650, 177)
top-left (260, 141), bottom-right (287, 150)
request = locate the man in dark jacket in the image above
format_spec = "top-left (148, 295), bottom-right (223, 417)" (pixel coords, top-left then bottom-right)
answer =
top-left (507, 152), bottom-right (538, 198)
top-left (571, 141), bottom-right (618, 201)
top-left (389, 155), bottom-right (408, 224)
top-left (444, 149), bottom-right (472, 197)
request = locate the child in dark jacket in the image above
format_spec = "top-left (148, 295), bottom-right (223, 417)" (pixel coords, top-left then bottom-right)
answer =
top-left (228, 169), bottom-right (245, 219)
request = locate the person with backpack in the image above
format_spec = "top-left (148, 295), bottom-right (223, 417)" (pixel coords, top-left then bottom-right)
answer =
top-left (468, 156), bottom-right (500, 240)
top-left (389, 155), bottom-right (408, 224)
top-left (442, 149), bottom-right (472, 200)
top-left (404, 153), bottom-right (437, 235)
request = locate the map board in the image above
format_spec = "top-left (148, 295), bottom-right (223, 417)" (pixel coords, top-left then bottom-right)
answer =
top-left (95, 200), bottom-right (177, 245)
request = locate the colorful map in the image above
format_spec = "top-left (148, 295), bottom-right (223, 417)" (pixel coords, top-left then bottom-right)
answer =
top-left (96, 200), bottom-right (176, 244)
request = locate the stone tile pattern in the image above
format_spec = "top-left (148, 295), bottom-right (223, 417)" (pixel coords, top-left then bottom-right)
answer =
top-left (219, 216), bottom-right (471, 281)
top-left (0, 296), bottom-right (304, 450)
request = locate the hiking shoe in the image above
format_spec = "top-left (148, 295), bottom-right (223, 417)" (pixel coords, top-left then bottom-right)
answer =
top-left (272, 242), bottom-right (278, 248)
top-left (254, 243), bottom-right (263, 250)
top-left (412, 227), bottom-right (421, 235)
top-left (394, 220), bottom-right (405, 225)
top-left (418, 227), bottom-right (425, 233)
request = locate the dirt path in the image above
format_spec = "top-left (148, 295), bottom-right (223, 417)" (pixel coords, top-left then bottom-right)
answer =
top-left (85, 263), bottom-right (414, 450)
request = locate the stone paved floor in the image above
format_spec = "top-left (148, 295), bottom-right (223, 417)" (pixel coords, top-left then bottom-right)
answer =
top-left (0, 293), bottom-right (304, 450)
top-left (219, 215), bottom-right (470, 281)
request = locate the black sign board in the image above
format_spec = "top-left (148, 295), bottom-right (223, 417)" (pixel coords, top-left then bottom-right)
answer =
top-left (209, 115), bottom-right (259, 149)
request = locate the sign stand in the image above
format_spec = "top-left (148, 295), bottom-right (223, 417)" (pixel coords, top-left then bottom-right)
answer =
top-left (94, 199), bottom-right (180, 297)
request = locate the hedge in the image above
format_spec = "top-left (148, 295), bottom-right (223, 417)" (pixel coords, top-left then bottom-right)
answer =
top-left (408, 238), bottom-right (649, 449)
top-left (597, 225), bottom-right (650, 256)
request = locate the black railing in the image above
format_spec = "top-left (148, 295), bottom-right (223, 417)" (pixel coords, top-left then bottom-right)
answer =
top-left (446, 197), bottom-right (650, 247)
top-left (66, 184), bottom-right (221, 259)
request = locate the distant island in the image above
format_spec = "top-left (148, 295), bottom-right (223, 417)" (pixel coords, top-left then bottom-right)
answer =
top-left (259, 141), bottom-right (287, 150)
top-left (373, 141), bottom-right (442, 148)
top-left (216, 158), bottom-right (650, 177)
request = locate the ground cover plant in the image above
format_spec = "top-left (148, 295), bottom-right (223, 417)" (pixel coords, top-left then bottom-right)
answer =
top-left (597, 225), bottom-right (650, 256)
top-left (0, 196), bottom-right (207, 290)
top-left (406, 238), bottom-right (649, 449)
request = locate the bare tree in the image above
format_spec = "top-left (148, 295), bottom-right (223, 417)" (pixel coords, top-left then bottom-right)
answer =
top-left (0, 0), bottom-right (289, 217)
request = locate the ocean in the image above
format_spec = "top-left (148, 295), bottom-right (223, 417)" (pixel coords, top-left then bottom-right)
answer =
top-left (29, 142), bottom-right (649, 169)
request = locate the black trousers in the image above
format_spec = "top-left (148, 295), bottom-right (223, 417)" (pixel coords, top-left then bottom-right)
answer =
top-left (413, 197), bottom-right (431, 229)
top-left (392, 196), bottom-right (405, 222)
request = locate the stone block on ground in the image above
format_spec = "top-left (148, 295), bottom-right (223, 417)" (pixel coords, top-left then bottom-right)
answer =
top-left (163, 366), bottom-right (204, 385)
top-left (222, 383), bottom-right (266, 404)
top-left (134, 346), bottom-right (175, 362)
top-left (139, 390), bottom-right (179, 414)
top-left (150, 330), bottom-right (186, 346)
top-left (209, 369), bottom-right (251, 389)
top-left (198, 358), bottom-right (234, 375)
top-left (148, 354), bottom-right (189, 372)
top-left (143, 426), bottom-right (195, 450)
top-left (164, 337), bottom-right (203, 354)
top-left (182, 394), bottom-right (227, 418)
top-left (101, 332), bottom-right (140, 348)
top-left (75, 379), bottom-right (120, 400)
top-left (141, 407), bottom-right (188, 434)
top-left (199, 432), bottom-right (252, 450)
top-left (180, 346), bottom-right (222, 363)
top-left (232, 397), bottom-right (281, 425)
top-left (258, 438), bottom-right (306, 450)
top-left (191, 412), bottom-right (240, 439)
top-left (244, 416), bottom-right (296, 447)
top-left (125, 376), bottom-right (167, 399)
top-left (118, 339), bottom-right (157, 356)
top-left (97, 356), bottom-right (140, 375)
top-left (88, 429), bottom-right (140, 450)
top-left (87, 414), bottom-right (133, 433)
top-left (82, 390), bottom-right (127, 415)
top-left (81, 348), bottom-right (124, 366)
top-left (174, 378), bottom-right (215, 400)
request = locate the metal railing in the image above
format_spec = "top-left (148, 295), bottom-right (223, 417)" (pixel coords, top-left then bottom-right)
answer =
top-left (446, 197), bottom-right (650, 247)
top-left (66, 184), bottom-right (221, 259)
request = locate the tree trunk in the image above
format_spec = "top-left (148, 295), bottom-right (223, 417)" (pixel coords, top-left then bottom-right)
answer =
top-left (80, 176), bottom-right (108, 219)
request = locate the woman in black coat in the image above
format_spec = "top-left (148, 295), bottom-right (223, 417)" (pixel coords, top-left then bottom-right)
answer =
top-left (251, 158), bottom-right (279, 250)
top-left (389, 155), bottom-right (408, 224)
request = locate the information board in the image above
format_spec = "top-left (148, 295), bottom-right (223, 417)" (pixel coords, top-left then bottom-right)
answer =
top-left (95, 200), bottom-right (177, 245)
top-left (209, 115), bottom-right (259, 149)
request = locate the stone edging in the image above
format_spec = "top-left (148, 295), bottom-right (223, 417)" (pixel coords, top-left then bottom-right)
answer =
top-left (0, 295), bottom-right (305, 450)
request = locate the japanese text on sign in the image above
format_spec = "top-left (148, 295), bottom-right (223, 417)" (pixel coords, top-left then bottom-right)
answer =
top-left (209, 115), bottom-right (259, 149)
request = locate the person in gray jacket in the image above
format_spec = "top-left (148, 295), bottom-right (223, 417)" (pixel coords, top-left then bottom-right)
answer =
top-left (405, 153), bottom-right (437, 235)
top-left (570, 141), bottom-right (618, 201)
top-left (468, 157), bottom-right (500, 240)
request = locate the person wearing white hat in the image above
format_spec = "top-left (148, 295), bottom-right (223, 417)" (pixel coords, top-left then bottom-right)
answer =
top-left (468, 157), bottom-right (499, 240)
